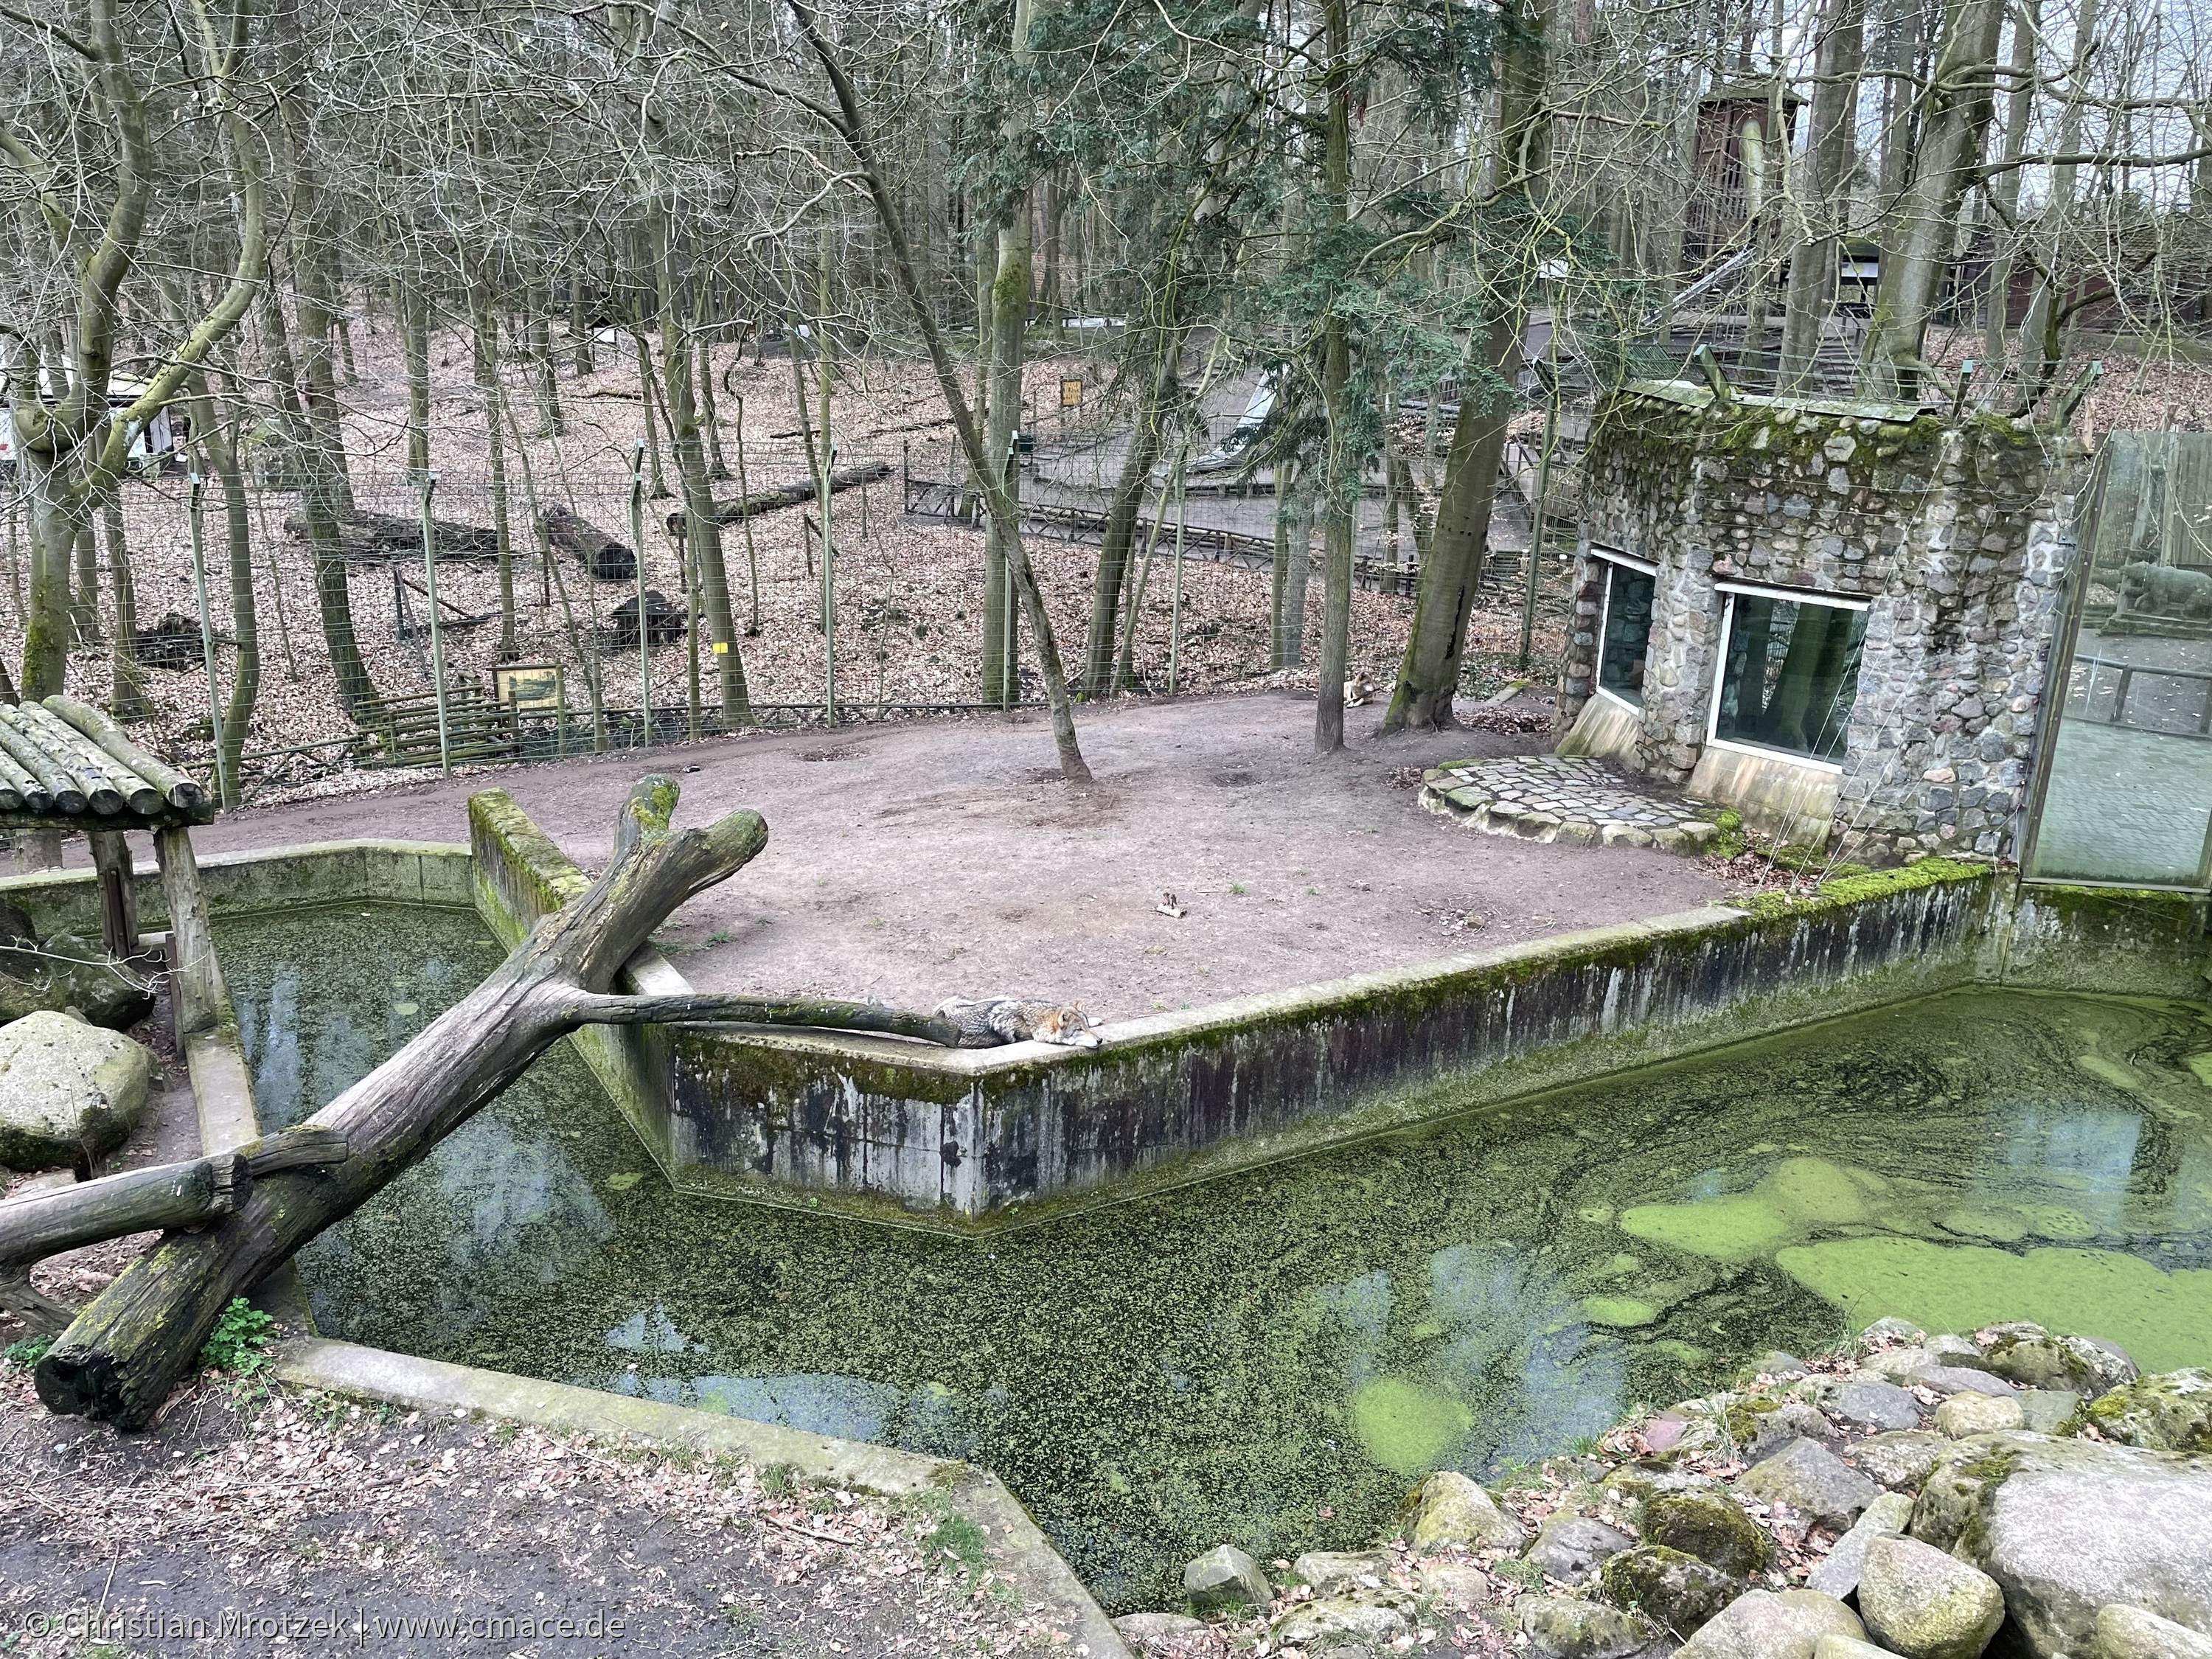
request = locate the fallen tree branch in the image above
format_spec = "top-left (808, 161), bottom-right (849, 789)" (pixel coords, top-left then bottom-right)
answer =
top-left (678, 459), bottom-right (890, 535)
top-left (34, 779), bottom-right (780, 1427)
top-left (560, 990), bottom-right (962, 1046)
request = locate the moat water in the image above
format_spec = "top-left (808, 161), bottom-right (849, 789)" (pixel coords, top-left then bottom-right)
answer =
top-left (219, 902), bottom-right (2212, 1610)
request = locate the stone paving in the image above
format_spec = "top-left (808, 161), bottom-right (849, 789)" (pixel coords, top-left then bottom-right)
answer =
top-left (1419, 755), bottom-right (1722, 851)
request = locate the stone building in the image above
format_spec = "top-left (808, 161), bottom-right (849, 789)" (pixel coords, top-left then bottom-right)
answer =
top-left (1554, 380), bottom-right (2087, 864)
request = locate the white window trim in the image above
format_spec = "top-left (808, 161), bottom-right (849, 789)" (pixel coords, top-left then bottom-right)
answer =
top-left (1704, 587), bottom-right (1864, 772)
top-left (1714, 577), bottom-right (1871, 612)
top-left (1591, 544), bottom-right (1658, 577)
top-left (1593, 555), bottom-right (1651, 709)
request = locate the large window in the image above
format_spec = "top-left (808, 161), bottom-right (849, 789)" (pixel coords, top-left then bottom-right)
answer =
top-left (1595, 553), bottom-right (1657, 707)
top-left (1710, 587), bottom-right (1868, 763)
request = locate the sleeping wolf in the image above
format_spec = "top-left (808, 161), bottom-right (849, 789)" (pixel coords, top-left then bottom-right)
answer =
top-left (933, 996), bottom-right (1103, 1048)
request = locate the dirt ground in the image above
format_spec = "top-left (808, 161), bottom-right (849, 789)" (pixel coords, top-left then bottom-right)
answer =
top-left (43, 691), bottom-right (1728, 1022)
top-left (0, 1368), bottom-right (1075, 1659)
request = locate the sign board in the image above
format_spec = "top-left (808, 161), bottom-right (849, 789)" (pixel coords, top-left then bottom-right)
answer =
top-left (1060, 378), bottom-right (1084, 408)
top-left (494, 662), bottom-right (563, 712)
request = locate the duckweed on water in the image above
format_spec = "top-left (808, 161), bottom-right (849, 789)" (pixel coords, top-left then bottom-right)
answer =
top-left (220, 905), bottom-right (2212, 1612)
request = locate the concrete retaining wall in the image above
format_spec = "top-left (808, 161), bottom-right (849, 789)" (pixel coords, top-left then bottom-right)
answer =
top-left (465, 796), bottom-right (2201, 1228)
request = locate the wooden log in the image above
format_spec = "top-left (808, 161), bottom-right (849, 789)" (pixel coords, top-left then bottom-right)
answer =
top-left (285, 509), bottom-right (501, 562)
top-left (155, 825), bottom-right (220, 1037)
top-left (0, 709), bottom-right (87, 813)
top-left (541, 506), bottom-right (636, 582)
top-left (88, 831), bottom-right (140, 961)
top-left (32, 778), bottom-right (972, 1428)
top-left (685, 459), bottom-right (891, 535)
top-left (0, 1127), bottom-right (349, 1275)
top-left (44, 695), bottom-right (207, 813)
top-left (15, 704), bottom-right (148, 814)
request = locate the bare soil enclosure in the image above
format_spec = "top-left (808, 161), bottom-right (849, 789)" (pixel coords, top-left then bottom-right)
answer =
top-left (50, 692), bottom-right (1728, 1020)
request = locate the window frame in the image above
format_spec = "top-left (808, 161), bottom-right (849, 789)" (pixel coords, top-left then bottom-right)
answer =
top-left (1704, 582), bottom-right (1871, 773)
top-left (1591, 546), bottom-right (1659, 712)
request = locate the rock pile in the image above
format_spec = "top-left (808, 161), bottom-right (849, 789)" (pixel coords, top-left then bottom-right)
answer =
top-left (1113, 1317), bottom-right (2212, 1659)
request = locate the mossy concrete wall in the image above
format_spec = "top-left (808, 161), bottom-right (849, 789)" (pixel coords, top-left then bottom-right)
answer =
top-left (0, 838), bottom-right (474, 938)
top-left (474, 802), bottom-right (2154, 1228)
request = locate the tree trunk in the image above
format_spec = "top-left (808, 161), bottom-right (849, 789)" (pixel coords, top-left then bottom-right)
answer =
top-left (33, 779), bottom-right (970, 1427)
top-left (655, 195), bottom-right (751, 725)
top-left (1978, 0), bottom-right (2039, 374)
top-left (2015, 0), bottom-right (2098, 402)
top-left (1862, 0), bottom-right (2008, 395)
top-left (1382, 314), bottom-right (1523, 730)
top-left (1778, 0), bottom-right (1868, 392)
top-left (1383, 0), bottom-right (1547, 731)
top-left (531, 299), bottom-right (565, 437)
top-left (103, 498), bottom-right (150, 720)
top-left (470, 279), bottom-right (519, 659)
top-left (1312, 0), bottom-right (1356, 755)
top-left (1082, 327), bottom-right (1177, 693)
top-left (397, 276), bottom-right (431, 482)
top-left (194, 394), bottom-right (260, 804)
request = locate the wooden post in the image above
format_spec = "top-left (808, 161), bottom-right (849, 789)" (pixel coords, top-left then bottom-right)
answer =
top-left (88, 830), bottom-right (139, 961)
top-left (154, 825), bottom-right (218, 1037)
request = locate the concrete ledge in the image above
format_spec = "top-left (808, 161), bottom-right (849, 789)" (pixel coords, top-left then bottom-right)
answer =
top-left (273, 1338), bottom-right (1130, 1659)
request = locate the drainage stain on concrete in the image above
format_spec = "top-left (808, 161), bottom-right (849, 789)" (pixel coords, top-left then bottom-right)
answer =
top-left (219, 903), bottom-right (2212, 1613)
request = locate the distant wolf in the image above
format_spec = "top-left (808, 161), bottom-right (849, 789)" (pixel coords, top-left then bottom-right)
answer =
top-left (1343, 671), bottom-right (1378, 706)
top-left (2115, 560), bottom-right (2212, 619)
top-left (933, 996), bottom-right (1104, 1048)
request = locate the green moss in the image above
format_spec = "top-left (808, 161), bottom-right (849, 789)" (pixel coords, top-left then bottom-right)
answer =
top-left (1349, 1377), bottom-right (1475, 1475)
top-left (1619, 1156), bottom-right (1880, 1260)
top-left (1581, 1295), bottom-right (1660, 1328)
top-left (1773, 1237), bottom-right (2212, 1374)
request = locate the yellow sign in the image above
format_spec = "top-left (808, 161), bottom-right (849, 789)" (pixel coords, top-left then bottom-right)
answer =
top-left (493, 662), bottom-right (563, 712)
top-left (1060, 377), bottom-right (1084, 408)
top-left (712, 640), bottom-right (729, 654)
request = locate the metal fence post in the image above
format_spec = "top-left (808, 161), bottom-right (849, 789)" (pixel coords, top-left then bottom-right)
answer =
top-left (419, 470), bottom-right (451, 776)
top-left (822, 438), bottom-right (837, 726)
top-left (1168, 445), bottom-right (1189, 696)
top-left (628, 440), bottom-right (650, 751)
top-left (186, 470), bottom-right (230, 804)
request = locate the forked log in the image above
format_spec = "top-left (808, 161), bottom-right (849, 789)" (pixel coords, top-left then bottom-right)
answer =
top-left (34, 778), bottom-right (959, 1426)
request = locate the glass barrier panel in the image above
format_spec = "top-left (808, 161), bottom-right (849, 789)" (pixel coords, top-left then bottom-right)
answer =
top-left (1712, 594), bottom-right (1867, 761)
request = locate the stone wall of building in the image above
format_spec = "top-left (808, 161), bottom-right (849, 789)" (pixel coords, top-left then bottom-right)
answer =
top-left (1559, 385), bottom-right (2085, 862)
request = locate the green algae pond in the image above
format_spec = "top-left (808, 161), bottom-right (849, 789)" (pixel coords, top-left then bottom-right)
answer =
top-left (218, 903), bottom-right (2212, 1611)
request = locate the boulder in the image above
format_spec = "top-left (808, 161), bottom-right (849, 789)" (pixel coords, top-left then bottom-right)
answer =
top-left (0, 932), bottom-right (155, 1032)
top-left (1406, 1471), bottom-right (1528, 1552)
top-left (2017, 1391), bottom-right (2084, 1435)
top-left (1643, 1492), bottom-right (1771, 1576)
top-left (1113, 1611), bottom-right (1210, 1652)
top-left (1857, 1536), bottom-right (2006, 1659)
top-left (2093, 1605), bottom-right (2212, 1659)
top-left (1679, 1589), bottom-right (1866, 1659)
top-left (1295, 1550), bottom-right (1391, 1596)
top-left (1863, 1349), bottom-right (1942, 1382)
top-left (1975, 1326), bottom-right (2138, 1394)
top-left (1750, 1402), bottom-right (1845, 1458)
top-left (1926, 1335), bottom-right (1984, 1366)
top-left (1820, 1378), bottom-right (1927, 1433)
top-left (1806, 1492), bottom-right (1914, 1599)
top-left (1935, 1393), bottom-right (2026, 1438)
top-left (1273, 1595), bottom-right (1412, 1651)
top-left (2062, 1337), bottom-right (2140, 1393)
top-left (1600, 1545), bottom-right (1738, 1634)
top-left (2081, 1371), bottom-right (2212, 1454)
top-left (1758, 1352), bottom-right (1811, 1380)
top-left (1517, 1593), bottom-right (1660, 1659)
top-left (1526, 1514), bottom-right (1637, 1583)
top-left (1183, 1543), bottom-right (1271, 1610)
top-left (1851, 1432), bottom-right (1951, 1491)
top-left (0, 1011), bottom-right (156, 1170)
top-left (1910, 1432), bottom-right (2212, 1658)
top-left (1418, 1559), bottom-right (1492, 1610)
top-left (1817, 1637), bottom-right (1904, 1659)
top-left (1863, 1317), bottom-right (1927, 1347)
top-left (1907, 1366), bottom-right (2019, 1399)
top-left (1737, 1439), bottom-right (1882, 1531)
top-left (1601, 1467), bottom-right (1724, 1510)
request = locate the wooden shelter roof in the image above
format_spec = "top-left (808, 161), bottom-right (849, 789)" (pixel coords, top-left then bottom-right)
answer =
top-left (0, 696), bottom-right (213, 832)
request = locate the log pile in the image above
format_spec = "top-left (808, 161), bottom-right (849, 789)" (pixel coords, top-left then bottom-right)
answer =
top-left (284, 509), bottom-right (502, 563)
top-left (0, 697), bottom-right (210, 829)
